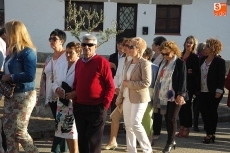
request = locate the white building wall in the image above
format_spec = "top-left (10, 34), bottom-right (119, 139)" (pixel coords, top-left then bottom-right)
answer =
top-left (5, 0), bottom-right (65, 53)
top-left (4, 0), bottom-right (230, 60)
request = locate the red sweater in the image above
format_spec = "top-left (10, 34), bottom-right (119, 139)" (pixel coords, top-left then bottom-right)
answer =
top-left (73, 55), bottom-right (115, 110)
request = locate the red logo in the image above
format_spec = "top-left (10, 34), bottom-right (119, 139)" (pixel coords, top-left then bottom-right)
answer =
top-left (214, 3), bottom-right (227, 16)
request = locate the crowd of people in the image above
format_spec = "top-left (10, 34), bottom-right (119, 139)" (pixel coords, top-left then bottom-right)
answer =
top-left (0, 19), bottom-right (229, 153)
top-left (105, 35), bottom-right (228, 153)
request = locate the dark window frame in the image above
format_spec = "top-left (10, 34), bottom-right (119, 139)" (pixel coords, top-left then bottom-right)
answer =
top-left (155, 5), bottom-right (181, 34)
top-left (65, 1), bottom-right (104, 32)
top-left (0, 0), bottom-right (4, 27)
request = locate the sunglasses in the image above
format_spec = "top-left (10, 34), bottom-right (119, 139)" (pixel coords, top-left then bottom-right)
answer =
top-left (123, 44), bottom-right (129, 48)
top-left (49, 37), bottom-right (60, 41)
top-left (128, 45), bottom-right (137, 49)
top-left (161, 52), bottom-right (170, 56)
top-left (81, 43), bottom-right (95, 47)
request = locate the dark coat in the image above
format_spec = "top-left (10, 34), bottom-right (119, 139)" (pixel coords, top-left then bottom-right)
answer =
top-left (172, 58), bottom-right (188, 100)
top-left (109, 52), bottom-right (119, 77)
top-left (224, 69), bottom-right (230, 107)
top-left (199, 56), bottom-right (226, 94)
top-left (182, 52), bottom-right (200, 91)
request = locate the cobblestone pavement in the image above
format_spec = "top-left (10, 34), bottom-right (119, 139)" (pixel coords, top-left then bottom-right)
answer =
top-left (20, 122), bottom-right (230, 153)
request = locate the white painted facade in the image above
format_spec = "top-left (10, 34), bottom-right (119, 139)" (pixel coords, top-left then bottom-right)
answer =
top-left (4, 0), bottom-right (230, 60)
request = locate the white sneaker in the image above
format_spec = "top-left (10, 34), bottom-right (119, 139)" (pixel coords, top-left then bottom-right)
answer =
top-left (152, 135), bottom-right (160, 140)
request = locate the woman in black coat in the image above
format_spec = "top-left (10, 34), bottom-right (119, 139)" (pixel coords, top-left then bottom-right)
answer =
top-left (177, 36), bottom-right (200, 138)
top-left (152, 41), bottom-right (188, 153)
top-left (199, 38), bottom-right (225, 143)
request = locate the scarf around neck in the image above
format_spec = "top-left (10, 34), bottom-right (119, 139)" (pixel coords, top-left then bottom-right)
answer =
top-left (152, 55), bottom-right (178, 114)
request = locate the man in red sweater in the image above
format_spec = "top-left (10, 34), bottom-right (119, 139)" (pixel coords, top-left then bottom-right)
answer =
top-left (68, 34), bottom-right (114, 153)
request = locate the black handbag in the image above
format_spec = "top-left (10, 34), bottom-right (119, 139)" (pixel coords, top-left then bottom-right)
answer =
top-left (59, 81), bottom-right (72, 106)
top-left (0, 80), bottom-right (16, 99)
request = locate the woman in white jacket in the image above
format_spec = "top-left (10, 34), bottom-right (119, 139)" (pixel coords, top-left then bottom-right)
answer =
top-left (53, 42), bottom-right (81, 153)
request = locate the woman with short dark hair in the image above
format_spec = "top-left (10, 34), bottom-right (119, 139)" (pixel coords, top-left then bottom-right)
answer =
top-left (37, 29), bottom-right (68, 152)
top-left (53, 42), bottom-right (82, 153)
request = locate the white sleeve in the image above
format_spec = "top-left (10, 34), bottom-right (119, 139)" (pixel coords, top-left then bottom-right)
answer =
top-left (52, 56), bottom-right (68, 93)
top-left (114, 58), bottom-right (124, 89)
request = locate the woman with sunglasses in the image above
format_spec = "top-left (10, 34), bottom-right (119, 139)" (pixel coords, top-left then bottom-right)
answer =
top-left (176, 36), bottom-right (200, 137)
top-left (199, 38), bottom-right (225, 144)
top-left (37, 29), bottom-right (68, 152)
top-left (53, 42), bottom-right (81, 153)
top-left (116, 37), bottom-right (152, 153)
top-left (152, 41), bottom-right (187, 153)
top-left (103, 38), bottom-right (132, 150)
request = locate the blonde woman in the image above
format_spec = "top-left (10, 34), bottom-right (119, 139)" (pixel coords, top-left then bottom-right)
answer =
top-left (177, 36), bottom-right (200, 138)
top-left (1, 20), bottom-right (38, 152)
top-left (116, 37), bottom-right (152, 153)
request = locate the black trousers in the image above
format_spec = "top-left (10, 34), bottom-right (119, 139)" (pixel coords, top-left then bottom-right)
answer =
top-left (153, 108), bottom-right (163, 135)
top-left (199, 92), bottom-right (222, 135)
top-left (192, 96), bottom-right (200, 128)
top-left (49, 102), bottom-right (68, 153)
top-left (178, 90), bottom-right (194, 128)
top-left (73, 103), bottom-right (107, 153)
top-left (1, 124), bottom-right (7, 151)
top-left (165, 102), bottom-right (181, 144)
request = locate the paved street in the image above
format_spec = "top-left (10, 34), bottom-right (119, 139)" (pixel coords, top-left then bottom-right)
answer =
top-left (19, 122), bottom-right (230, 153)
top-left (14, 67), bottom-right (230, 152)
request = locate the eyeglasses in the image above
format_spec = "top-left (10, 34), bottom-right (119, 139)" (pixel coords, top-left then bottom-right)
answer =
top-left (161, 52), bottom-right (170, 56)
top-left (81, 43), bottom-right (95, 47)
top-left (128, 45), bottom-right (137, 49)
top-left (49, 37), bottom-right (59, 41)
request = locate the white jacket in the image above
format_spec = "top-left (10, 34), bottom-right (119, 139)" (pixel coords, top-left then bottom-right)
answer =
top-left (52, 57), bottom-right (77, 93)
top-left (113, 56), bottom-right (132, 89)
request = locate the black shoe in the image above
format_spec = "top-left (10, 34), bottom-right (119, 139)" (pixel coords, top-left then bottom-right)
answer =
top-left (202, 135), bottom-right (215, 144)
top-left (193, 127), bottom-right (200, 132)
top-left (162, 141), bottom-right (176, 153)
